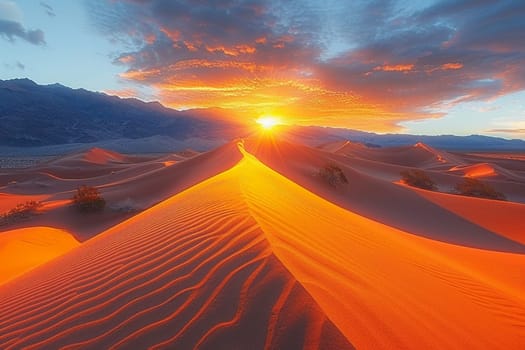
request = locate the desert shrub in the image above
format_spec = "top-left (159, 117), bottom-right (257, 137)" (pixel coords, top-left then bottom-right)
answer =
top-left (455, 178), bottom-right (505, 200)
top-left (0, 201), bottom-right (42, 226)
top-left (319, 164), bottom-right (348, 187)
top-left (400, 169), bottom-right (437, 190)
top-left (72, 185), bottom-right (106, 212)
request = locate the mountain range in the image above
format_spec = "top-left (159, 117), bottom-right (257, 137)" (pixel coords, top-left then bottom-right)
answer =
top-left (0, 78), bottom-right (244, 148)
top-left (1, 78), bottom-right (524, 152)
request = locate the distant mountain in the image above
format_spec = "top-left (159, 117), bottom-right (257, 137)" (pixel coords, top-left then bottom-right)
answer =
top-left (1, 78), bottom-right (524, 153)
top-left (0, 79), bottom-right (245, 148)
top-left (282, 126), bottom-right (525, 151)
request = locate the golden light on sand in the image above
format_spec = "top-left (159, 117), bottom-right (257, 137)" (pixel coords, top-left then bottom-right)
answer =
top-left (256, 116), bottom-right (280, 130)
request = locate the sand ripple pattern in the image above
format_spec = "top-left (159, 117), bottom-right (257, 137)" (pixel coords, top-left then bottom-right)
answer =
top-left (0, 167), bottom-right (353, 350)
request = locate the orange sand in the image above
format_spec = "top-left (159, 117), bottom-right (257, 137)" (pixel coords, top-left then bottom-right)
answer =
top-left (0, 142), bottom-right (524, 349)
top-left (83, 148), bottom-right (127, 164)
top-left (0, 144), bottom-right (351, 349)
top-left (238, 145), bottom-right (525, 349)
top-left (244, 136), bottom-right (525, 252)
top-left (449, 163), bottom-right (497, 177)
top-left (412, 187), bottom-right (525, 245)
top-left (0, 193), bottom-right (49, 213)
top-left (0, 144), bottom-right (242, 240)
top-left (0, 227), bottom-right (79, 286)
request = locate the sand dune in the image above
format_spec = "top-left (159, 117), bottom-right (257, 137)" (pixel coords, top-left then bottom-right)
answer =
top-left (44, 147), bottom-right (128, 167)
top-left (0, 142), bottom-right (524, 349)
top-left (237, 145), bottom-right (525, 349)
top-left (329, 140), bottom-right (458, 168)
top-left (317, 140), bottom-right (366, 153)
top-left (0, 144), bottom-right (242, 240)
top-left (82, 147), bottom-right (127, 165)
top-left (411, 187), bottom-right (525, 245)
top-left (245, 136), bottom-right (525, 252)
top-left (0, 146), bottom-right (352, 349)
top-left (449, 162), bottom-right (497, 177)
top-left (0, 193), bottom-right (49, 212)
top-left (447, 161), bottom-right (525, 183)
top-left (0, 227), bottom-right (79, 286)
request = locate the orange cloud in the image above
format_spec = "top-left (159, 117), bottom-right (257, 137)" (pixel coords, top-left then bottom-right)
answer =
top-left (205, 45), bottom-right (256, 56)
top-left (149, 76), bottom-right (432, 132)
top-left (440, 62), bottom-right (463, 70)
top-left (102, 0), bottom-right (525, 134)
top-left (168, 59), bottom-right (263, 73)
top-left (237, 45), bottom-right (256, 54)
top-left (104, 88), bottom-right (139, 98)
top-left (120, 68), bottom-right (161, 81)
top-left (160, 27), bottom-right (181, 42)
top-left (144, 34), bottom-right (156, 44)
top-left (184, 41), bottom-right (198, 51)
top-left (117, 55), bottom-right (134, 64)
top-left (374, 64), bottom-right (415, 72)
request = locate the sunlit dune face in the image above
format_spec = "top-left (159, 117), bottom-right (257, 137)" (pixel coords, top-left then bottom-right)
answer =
top-left (257, 116), bottom-right (280, 130)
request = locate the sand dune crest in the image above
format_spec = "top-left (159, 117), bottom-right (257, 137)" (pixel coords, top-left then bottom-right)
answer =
top-left (1, 142), bottom-right (524, 349)
top-left (0, 151), bottom-right (353, 349)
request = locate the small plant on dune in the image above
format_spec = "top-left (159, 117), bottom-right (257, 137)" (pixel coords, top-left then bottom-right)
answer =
top-left (0, 200), bottom-right (43, 226)
top-left (454, 178), bottom-right (505, 200)
top-left (319, 164), bottom-right (349, 187)
top-left (72, 185), bottom-right (106, 212)
top-left (400, 169), bottom-right (437, 190)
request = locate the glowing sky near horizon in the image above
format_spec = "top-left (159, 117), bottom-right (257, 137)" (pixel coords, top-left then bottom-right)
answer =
top-left (1, 0), bottom-right (524, 139)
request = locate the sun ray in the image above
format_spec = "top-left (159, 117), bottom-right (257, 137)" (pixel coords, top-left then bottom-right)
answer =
top-left (257, 116), bottom-right (280, 130)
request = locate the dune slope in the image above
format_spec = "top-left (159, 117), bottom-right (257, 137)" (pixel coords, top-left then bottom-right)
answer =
top-left (0, 145), bottom-right (352, 350)
top-left (236, 146), bottom-right (525, 349)
top-left (245, 136), bottom-right (525, 253)
top-left (0, 143), bottom-right (523, 349)
top-left (0, 227), bottom-right (79, 286)
top-left (1, 142), bottom-right (242, 241)
top-left (411, 187), bottom-right (525, 245)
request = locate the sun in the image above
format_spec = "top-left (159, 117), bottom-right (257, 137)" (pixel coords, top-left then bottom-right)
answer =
top-left (256, 116), bottom-right (280, 130)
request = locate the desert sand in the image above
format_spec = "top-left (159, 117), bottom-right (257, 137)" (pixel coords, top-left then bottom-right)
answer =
top-left (0, 138), bottom-right (524, 349)
top-left (0, 227), bottom-right (79, 285)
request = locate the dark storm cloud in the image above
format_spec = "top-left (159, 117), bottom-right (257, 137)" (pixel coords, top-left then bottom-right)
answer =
top-left (0, 19), bottom-right (46, 45)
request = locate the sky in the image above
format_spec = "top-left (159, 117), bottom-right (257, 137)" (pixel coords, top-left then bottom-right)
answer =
top-left (1, 0), bottom-right (524, 139)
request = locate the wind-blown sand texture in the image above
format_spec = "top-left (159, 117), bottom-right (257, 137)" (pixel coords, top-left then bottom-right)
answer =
top-left (0, 139), bottom-right (524, 349)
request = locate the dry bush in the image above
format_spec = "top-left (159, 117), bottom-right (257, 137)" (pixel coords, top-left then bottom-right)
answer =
top-left (400, 169), bottom-right (437, 190)
top-left (319, 164), bottom-right (349, 187)
top-left (72, 185), bottom-right (106, 212)
top-left (0, 201), bottom-right (42, 226)
top-left (455, 178), bottom-right (505, 200)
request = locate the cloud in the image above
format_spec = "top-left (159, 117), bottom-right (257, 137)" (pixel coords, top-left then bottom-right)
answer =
top-left (40, 2), bottom-right (56, 17)
top-left (86, 0), bottom-right (525, 130)
top-left (0, 1), bottom-right (46, 45)
top-left (0, 0), bottom-right (22, 22)
top-left (487, 129), bottom-right (525, 134)
top-left (0, 19), bottom-right (46, 45)
top-left (3, 60), bottom-right (25, 70)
